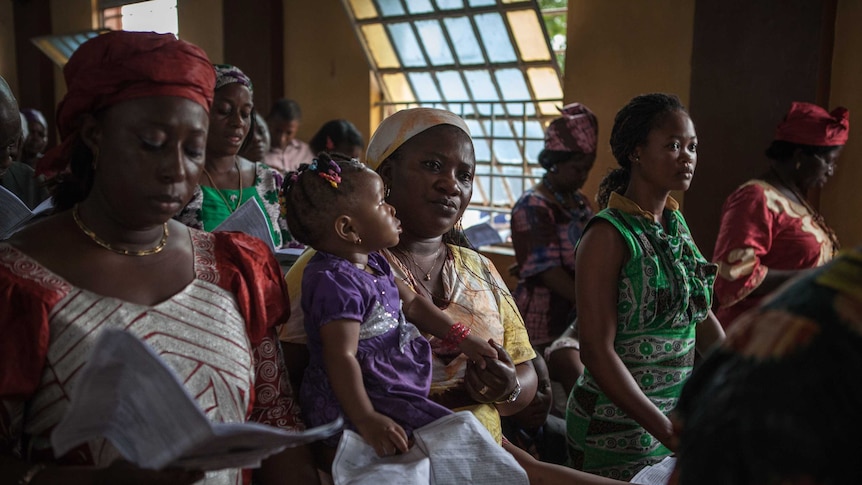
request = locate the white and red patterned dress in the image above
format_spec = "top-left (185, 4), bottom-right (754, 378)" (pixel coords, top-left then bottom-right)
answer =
top-left (0, 230), bottom-right (302, 485)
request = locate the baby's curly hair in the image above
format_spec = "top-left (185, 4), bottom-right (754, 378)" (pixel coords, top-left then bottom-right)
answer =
top-left (282, 152), bottom-right (369, 247)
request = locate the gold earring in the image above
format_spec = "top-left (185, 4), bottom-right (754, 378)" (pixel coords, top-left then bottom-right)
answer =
top-left (92, 147), bottom-right (100, 170)
top-left (795, 161), bottom-right (801, 170)
top-left (384, 185), bottom-right (391, 199)
top-left (355, 237), bottom-right (362, 245)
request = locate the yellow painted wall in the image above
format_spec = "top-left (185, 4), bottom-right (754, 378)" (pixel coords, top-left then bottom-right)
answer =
top-left (563, 0), bottom-right (695, 207)
top-left (824, 0), bottom-right (862, 247)
top-left (0, 1), bottom-right (17, 96)
top-left (282, 0), bottom-right (372, 156)
top-left (49, 0), bottom-right (94, 101)
top-left (178, 0), bottom-right (223, 64)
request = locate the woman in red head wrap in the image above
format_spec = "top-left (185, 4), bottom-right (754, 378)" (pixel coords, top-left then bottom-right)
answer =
top-left (2, 31), bottom-right (320, 484)
top-left (712, 101), bottom-right (849, 329)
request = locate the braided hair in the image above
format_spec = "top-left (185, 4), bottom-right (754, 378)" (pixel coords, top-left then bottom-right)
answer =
top-left (282, 152), bottom-right (368, 247)
top-left (598, 93), bottom-right (686, 208)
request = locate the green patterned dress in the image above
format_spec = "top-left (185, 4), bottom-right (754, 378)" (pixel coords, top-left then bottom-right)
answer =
top-left (565, 193), bottom-right (716, 480)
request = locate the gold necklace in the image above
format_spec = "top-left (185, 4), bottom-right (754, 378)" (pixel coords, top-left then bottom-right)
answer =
top-left (73, 205), bottom-right (169, 256)
top-left (202, 158), bottom-right (243, 213)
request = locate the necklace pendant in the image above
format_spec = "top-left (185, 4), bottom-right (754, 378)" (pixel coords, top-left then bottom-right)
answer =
top-left (424, 273), bottom-right (432, 281)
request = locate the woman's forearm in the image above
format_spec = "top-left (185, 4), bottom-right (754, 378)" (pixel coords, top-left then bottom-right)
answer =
top-left (537, 267), bottom-right (576, 304)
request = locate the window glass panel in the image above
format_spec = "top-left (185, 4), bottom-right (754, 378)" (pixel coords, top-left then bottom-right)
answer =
top-left (473, 137), bottom-right (492, 162)
top-left (416, 20), bottom-right (454, 66)
top-left (362, 24), bottom-right (401, 68)
top-left (474, 13), bottom-right (516, 62)
top-left (527, 67), bottom-right (563, 114)
top-left (463, 70), bottom-right (498, 101)
top-left (494, 69), bottom-right (535, 116)
top-left (502, 0), bottom-right (528, 3)
top-left (507, 9), bottom-right (550, 61)
top-left (436, 0), bottom-right (465, 10)
top-left (117, 0), bottom-right (177, 34)
top-left (468, 0), bottom-right (496, 6)
top-left (406, 0), bottom-right (434, 13)
top-left (525, 139), bottom-right (544, 162)
top-left (436, 71), bottom-right (470, 101)
top-left (493, 139), bottom-right (521, 163)
top-left (387, 22), bottom-right (426, 67)
top-left (408, 72), bottom-right (442, 102)
top-left (483, 120), bottom-right (514, 139)
top-left (382, 73), bottom-right (416, 103)
top-left (348, 0), bottom-right (378, 19)
top-left (443, 17), bottom-right (484, 65)
top-left (375, 0), bottom-right (405, 16)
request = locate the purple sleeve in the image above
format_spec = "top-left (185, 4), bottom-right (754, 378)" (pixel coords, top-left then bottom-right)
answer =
top-left (301, 267), bottom-right (368, 330)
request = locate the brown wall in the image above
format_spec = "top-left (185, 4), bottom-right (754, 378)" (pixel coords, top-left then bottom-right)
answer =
top-left (223, 0), bottom-right (283, 113)
top-left (824, 0), bottom-right (862, 248)
top-left (563, 0), bottom-right (695, 208)
top-left (686, 0), bottom-right (836, 258)
top-left (178, 0), bottom-right (224, 64)
top-left (0, 0), bottom-right (17, 96)
top-left (282, 0), bottom-right (372, 155)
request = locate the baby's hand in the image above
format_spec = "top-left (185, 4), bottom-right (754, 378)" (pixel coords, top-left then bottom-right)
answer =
top-left (459, 335), bottom-right (498, 369)
top-left (355, 412), bottom-right (410, 458)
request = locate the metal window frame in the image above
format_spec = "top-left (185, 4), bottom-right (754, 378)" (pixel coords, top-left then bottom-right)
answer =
top-left (341, 0), bottom-right (564, 214)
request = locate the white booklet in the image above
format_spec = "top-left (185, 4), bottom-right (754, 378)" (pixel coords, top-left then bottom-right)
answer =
top-left (630, 456), bottom-right (676, 485)
top-left (332, 411), bottom-right (529, 485)
top-left (0, 185), bottom-right (53, 240)
top-left (213, 198), bottom-right (277, 253)
top-left (51, 329), bottom-right (342, 471)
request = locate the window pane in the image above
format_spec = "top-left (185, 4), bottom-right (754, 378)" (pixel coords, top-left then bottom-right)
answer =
top-left (483, 119), bottom-right (514, 139)
top-left (406, 0), bottom-right (434, 13)
top-left (507, 9), bottom-right (550, 61)
top-left (436, 0), bottom-right (465, 9)
top-left (443, 17), bottom-right (484, 65)
top-left (409, 72), bottom-right (442, 102)
top-left (494, 69), bottom-right (536, 116)
top-left (416, 20), bottom-right (454, 66)
top-left (348, 0), bottom-right (378, 19)
top-left (375, 0), bottom-right (405, 16)
top-left (387, 22), bottom-right (426, 67)
top-left (119, 0), bottom-right (177, 35)
top-left (382, 73), bottom-right (416, 103)
top-left (463, 70), bottom-right (497, 101)
top-left (526, 67), bottom-right (563, 114)
top-left (474, 13), bottom-right (516, 63)
top-left (468, 0), bottom-right (496, 6)
top-left (436, 70), bottom-right (469, 101)
top-left (492, 140), bottom-right (521, 163)
top-left (362, 24), bottom-right (400, 68)
top-left (525, 139), bottom-right (544, 162)
top-left (473, 137), bottom-right (492, 162)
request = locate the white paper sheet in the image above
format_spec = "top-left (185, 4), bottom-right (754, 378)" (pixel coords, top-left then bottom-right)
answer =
top-left (332, 411), bottom-right (528, 485)
top-left (51, 329), bottom-right (342, 471)
top-left (630, 456), bottom-right (676, 485)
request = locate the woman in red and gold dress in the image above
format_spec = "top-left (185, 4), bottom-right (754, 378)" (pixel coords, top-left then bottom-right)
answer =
top-left (712, 102), bottom-right (849, 329)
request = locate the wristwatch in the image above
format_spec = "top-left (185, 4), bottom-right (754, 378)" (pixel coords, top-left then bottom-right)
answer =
top-left (495, 377), bottom-right (522, 404)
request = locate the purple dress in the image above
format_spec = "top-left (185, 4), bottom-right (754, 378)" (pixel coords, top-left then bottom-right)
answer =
top-left (300, 251), bottom-right (451, 445)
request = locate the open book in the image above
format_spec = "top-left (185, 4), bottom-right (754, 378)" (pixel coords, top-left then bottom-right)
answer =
top-left (213, 198), bottom-right (277, 253)
top-left (0, 185), bottom-right (53, 240)
top-left (332, 411), bottom-right (529, 485)
top-left (51, 329), bottom-right (342, 471)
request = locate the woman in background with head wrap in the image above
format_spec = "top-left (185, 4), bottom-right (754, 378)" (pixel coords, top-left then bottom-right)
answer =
top-left (510, 103), bottom-right (597, 350)
top-left (2, 31), bottom-right (319, 484)
top-left (174, 64), bottom-right (296, 248)
top-left (712, 102), bottom-right (849, 329)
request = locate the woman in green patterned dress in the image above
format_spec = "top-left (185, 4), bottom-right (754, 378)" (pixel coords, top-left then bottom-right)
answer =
top-left (565, 93), bottom-right (725, 480)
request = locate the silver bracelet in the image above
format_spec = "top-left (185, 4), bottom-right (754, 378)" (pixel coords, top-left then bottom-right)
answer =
top-left (18, 463), bottom-right (48, 485)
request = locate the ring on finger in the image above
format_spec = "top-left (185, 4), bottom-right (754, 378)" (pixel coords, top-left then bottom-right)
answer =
top-left (478, 384), bottom-right (489, 395)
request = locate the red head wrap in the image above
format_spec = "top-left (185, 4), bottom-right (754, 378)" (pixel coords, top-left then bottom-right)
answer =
top-left (543, 103), bottom-right (598, 154)
top-left (36, 31), bottom-right (216, 177)
top-left (774, 102), bottom-right (850, 147)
